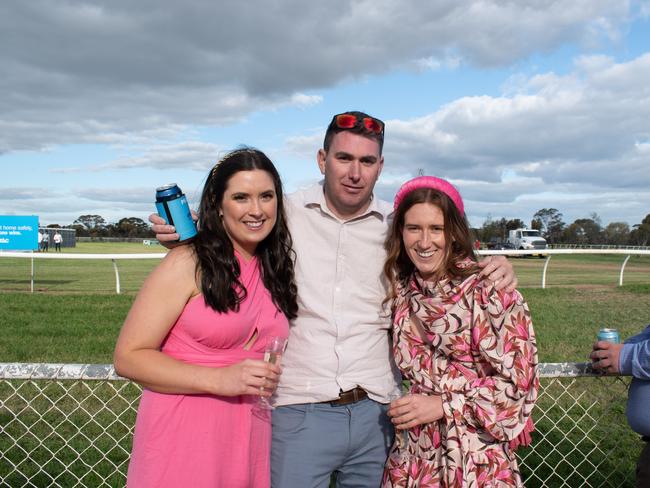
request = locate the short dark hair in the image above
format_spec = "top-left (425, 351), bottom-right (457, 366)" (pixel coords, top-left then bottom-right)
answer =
top-left (323, 111), bottom-right (385, 154)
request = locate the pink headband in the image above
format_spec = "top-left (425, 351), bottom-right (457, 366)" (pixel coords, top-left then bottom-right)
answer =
top-left (393, 176), bottom-right (464, 215)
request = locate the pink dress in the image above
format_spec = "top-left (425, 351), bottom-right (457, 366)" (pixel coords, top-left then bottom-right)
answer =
top-left (127, 255), bottom-right (289, 488)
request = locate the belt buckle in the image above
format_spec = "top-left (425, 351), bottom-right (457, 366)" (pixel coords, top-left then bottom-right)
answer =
top-left (352, 388), bottom-right (361, 402)
top-left (328, 387), bottom-right (366, 406)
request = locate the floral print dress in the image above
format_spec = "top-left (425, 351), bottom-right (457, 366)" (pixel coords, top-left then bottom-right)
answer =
top-left (382, 270), bottom-right (539, 488)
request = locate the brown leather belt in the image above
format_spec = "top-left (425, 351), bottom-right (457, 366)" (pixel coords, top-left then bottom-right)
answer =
top-left (324, 387), bottom-right (368, 406)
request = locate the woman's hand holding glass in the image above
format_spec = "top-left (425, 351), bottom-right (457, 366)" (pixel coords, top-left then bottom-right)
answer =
top-left (254, 336), bottom-right (287, 412)
top-left (212, 358), bottom-right (281, 397)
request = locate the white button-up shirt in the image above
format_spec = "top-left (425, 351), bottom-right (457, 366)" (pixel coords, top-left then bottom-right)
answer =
top-left (275, 182), bottom-right (401, 406)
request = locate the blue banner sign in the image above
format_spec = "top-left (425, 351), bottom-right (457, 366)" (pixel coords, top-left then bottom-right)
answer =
top-left (0, 215), bottom-right (39, 250)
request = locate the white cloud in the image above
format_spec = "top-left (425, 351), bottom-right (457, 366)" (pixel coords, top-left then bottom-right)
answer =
top-left (289, 93), bottom-right (323, 108)
top-left (0, 0), bottom-right (635, 153)
top-left (51, 141), bottom-right (222, 173)
top-left (367, 52), bottom-right (650, 225)
top-left (382, 53), bottom-right (650, 189)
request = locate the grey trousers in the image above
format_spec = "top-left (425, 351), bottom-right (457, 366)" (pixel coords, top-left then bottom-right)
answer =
top-left (271, 398), bottom-right (394, 488)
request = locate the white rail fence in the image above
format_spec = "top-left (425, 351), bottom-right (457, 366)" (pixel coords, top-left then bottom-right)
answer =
top-left (476, 248), bottom-right (650, 288)
top-left (1, 249), bottom-right (649, 294)
top-left (0, 251), bottom-right (165, 294)
top-left (0, 362), bottom-right (640, 487)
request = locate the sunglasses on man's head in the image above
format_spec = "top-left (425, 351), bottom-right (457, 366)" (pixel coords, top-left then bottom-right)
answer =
top-left (333, 113), bottom-right (384, 135)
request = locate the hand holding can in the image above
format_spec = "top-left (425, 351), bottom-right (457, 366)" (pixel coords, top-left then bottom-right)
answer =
top-left (155, 184), bottom-right (197, 242)
top-left (591, 328), bottom-right (623, 374)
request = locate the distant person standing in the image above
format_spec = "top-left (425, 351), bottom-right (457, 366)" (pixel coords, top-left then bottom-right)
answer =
top-left (42, 231), bottom-right (49, 252)
top-left (53, 231), bottom-right (63, 252)
top-left (38, 231), bottom-right (44, 252)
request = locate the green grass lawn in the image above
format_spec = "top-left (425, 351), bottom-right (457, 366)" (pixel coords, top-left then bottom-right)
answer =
top-left (1, 246), bottom-right (649, 487)
top-left (1, 246), bottom-right (648, 363)
top-left (1, 284), bottom-right (649, 364)
top-left (0, 242), bottom-right (164, 293)
top-left (61, 241), bottom-right (166, 254)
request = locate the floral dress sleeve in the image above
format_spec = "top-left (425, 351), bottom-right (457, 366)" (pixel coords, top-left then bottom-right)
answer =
top-left (439, 282), bottom-right (539, 445)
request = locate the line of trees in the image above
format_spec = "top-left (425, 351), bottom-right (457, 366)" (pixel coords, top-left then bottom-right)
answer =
top-left (45, 209), bottom-right (650, 245)
top-left (45, 215), bottom-right (155, 238)
top-left (477, 209), bottom-right (650, 246)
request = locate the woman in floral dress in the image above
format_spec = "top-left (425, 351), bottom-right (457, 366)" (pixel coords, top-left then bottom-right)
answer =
top-left (381, 176), bottom-right (539, 487)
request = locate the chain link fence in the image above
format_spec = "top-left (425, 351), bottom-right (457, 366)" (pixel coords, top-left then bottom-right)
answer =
top-left (0, 362), bottom-right (641, 487)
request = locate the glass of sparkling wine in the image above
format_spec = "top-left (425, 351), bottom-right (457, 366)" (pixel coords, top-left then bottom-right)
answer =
top-left (254, 336), bottom-right (287, 412)
top-left (388, 389), bottom-right (409, 462)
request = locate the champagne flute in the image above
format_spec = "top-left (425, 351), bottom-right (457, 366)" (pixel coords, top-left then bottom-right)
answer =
top-left (387, 389), bottom-right (409, 462)
top-left (253, 336), bottom-right (287, 413)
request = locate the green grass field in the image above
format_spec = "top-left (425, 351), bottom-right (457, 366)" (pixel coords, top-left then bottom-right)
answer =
top-left (1, 243), bottom-right (649, 486)
top-left (1, 243), bottom-right (648, 363)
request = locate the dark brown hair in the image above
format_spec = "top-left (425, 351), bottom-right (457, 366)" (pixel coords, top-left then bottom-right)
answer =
top-left (193, 148), bottom-right (298, 319)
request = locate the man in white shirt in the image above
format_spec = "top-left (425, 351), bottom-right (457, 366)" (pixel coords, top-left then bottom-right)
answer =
top-left (53, 231), bottom-right (63, 252)
top-left (152, 111), bottom-right (516, 487)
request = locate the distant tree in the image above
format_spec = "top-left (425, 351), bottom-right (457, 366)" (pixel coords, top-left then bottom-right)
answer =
top-left (479, 216), bottom-right (525, 243)
top-left (564, 217), bottom-right (602, 244)
top-left (72, 214), bottom-right (107, 238)
top-left (530, 219), bottom-right (542, 232)
top-left (73, 215), bottom-right (106, 230)
top-left (590, 212), bottom-right (602, 226)
top-left (629, 214), bottom-right (650, 246)
top-left (70, 224), bottom-right (88, 237)
top-left (112, 217), bottom-right (153, 238)
top-left (46, 224), bottom-right (61, 228)
top-left (603, 222), bottom-right (630, 245)
top-left (505, 219), bottom-right (525, 232)
top-left (532, 208), bottom-right (565, 244)
top-left (479, 216), bottom-right (505, 242)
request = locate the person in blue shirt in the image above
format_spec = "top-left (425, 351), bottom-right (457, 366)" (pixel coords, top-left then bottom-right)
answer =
top-left (591, 325), bottom-right (650, 488)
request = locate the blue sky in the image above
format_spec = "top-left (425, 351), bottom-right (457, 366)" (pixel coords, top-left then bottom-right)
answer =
top-left (1, 1), bottom-right (649, 230)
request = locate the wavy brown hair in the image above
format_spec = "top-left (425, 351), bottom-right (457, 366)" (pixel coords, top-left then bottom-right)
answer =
top-left (192, 148), bottom-right (298, 319)
top-left (383, 188), bottom-right (478, 305)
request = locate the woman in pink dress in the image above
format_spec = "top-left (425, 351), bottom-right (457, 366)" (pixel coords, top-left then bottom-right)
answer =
top-left (114, 148), bottom-right (297, 488)
top-left (381, 176), bottom-right (539, 487)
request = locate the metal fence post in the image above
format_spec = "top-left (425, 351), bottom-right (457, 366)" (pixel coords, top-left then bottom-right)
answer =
top-left (31, 251), bottom-right (34, 293)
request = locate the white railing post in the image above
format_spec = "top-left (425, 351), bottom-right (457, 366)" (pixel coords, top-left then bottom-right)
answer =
top-left (619, 255), bottom-right (631, 287)
top-left (541, 255), bottom-right (552, 289)
top-left (112, 259), bottom-right (121, 294)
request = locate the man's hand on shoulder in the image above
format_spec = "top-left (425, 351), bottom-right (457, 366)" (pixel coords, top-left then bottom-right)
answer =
top-left (477, 255), bottom-right (517, 292)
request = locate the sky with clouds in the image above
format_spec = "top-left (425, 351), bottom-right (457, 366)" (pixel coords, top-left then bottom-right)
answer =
top-left (1, 0), bottom-right (649, 229)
